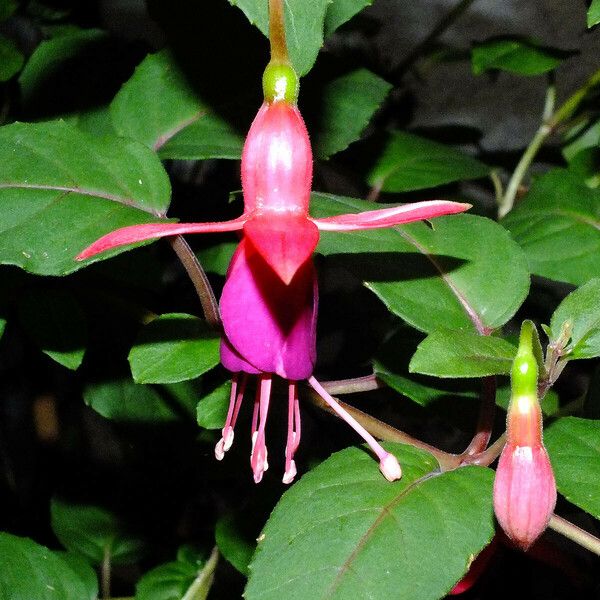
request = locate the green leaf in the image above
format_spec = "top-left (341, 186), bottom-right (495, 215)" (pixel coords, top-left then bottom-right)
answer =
top-left (135, 546), bottom-right (206, 600)
top-left (588, 0), bottom-right (600, 27)
top-left (215, 514), bottom-right (254, 576)
top-left (0, 533), bottom-right (96, 600)
top-left (246, 444), bottom-right (495, 600)
top-left (562, 118), bottom-right (600, 162)
top-left (367, 131), bottom-right (489, 192)
top-left (313, 195), bottom-right (529, 333)
top-left (51, 498), bottom-right (146, 566)
top-left (0, 35), bottom-right (24, 81)
top-left (84, 378), bottom-right (181, 423)
top-left (129, 313), bottom-right (220, 384)
top-left (503, 169), bottom-right (600, 286)
top-left (545, 417), bottom-right (600, 519)
top-left (410, 329), bottom-right (517, 378)
top-left (550, 278), bottom-right (600, 360)
top-left (197, 241), bottom-right (237, 276)
top-left (324, 0), bottom-right (372, 36)
top-left (197, 381), bottom-right (231, 429)
top-left (315, 69), bottom-right (391, 159)
top-left (56, 552), bottom-right (99, 600)
top-left (568, 148), bottom-right (600, 188)
top-left (228, 0), bottom-right (330, 76)
top-left (0, 120), bottom-right (171, 276)
top-left (18, 288), bottom-right (86, 370)
top-left (471, 38), bottom-right (571, 76)
top-left (111, 51), bottom-right (243, 159)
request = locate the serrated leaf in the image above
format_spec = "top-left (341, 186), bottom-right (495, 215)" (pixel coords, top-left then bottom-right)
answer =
top-left (129, 313), bottom-right (220, 384)
top-left (0, 34), bottom-right (24, 81)
top-left (246, 444), bottom-right (494, 600)
top-left (313, 194), bottom-right (529, 333)
top-left (84, 378), bottom-right (180, 422)
top-left (588, 0), bottom-right (600, 27)
top-left (503, 169), bottom-right (600, 286)
top-left (215, 514), bottom-right (254, 576)
top-left (472, 38), bottom-right (571, 75)
top-left (550, 278), bottom-right (600, 360)
top-left (0, 120), bottom-right (171, 275)
top-left (545, 417), bottom-right (600, 519)
top-left (111, 51), bottom-right (243, 159)
top-left (315, 69), bottom-right (391, 159)
top-left (18, 288), bottom-right (86, 370)
top-left (197, 381), bottom-right (230, 429)
top-left (51, 498), bottom-right (146, 566)
top-left (0, 533), bottom-right (96, 600)
top-left (410, 330), bottom-right (517, 378)
top-left (228, 0), bottom-right (330, 76)
top-left (324, 0), bottom-right (372, 35)
top-left (367, 131), bottom-right (489, 192)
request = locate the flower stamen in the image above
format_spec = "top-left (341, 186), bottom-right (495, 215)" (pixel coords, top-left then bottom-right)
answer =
top-left (283, 381), bottom-right (301, 484)
top-left (215, 373), bottom-right (248, 460)
top-left (251, 374), bottom-right (272, 483)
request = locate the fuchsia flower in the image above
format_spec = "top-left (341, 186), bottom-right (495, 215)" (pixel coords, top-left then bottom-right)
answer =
top-left (493, 322), bottom-right (556, 550)
top-left (77, 62), bottom-right (470, 484)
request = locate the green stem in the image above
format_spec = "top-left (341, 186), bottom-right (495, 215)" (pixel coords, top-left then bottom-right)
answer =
top-left (269, 0), bottom-right (288, 64)
top-left (548, 514), bottom-right (600, 556)
top-left (181, 546), bottom-right (219, 600)
top-left (499, 83), bottom-right (556, 218)
top-left (101, 545), bottom-right (111, 600)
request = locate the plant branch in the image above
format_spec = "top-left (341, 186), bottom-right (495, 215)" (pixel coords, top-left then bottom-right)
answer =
top-left (498, 83), bottom-right (556, 218)
top-left (463, 376), bottom-right (497, 456)
top-left (169, 235), bottom-right (221, 329)
top-left (181, 546), bottom-right (220, 600)
top-left (268, 0), bottom-right (288, 63)
top-left (463, 432), bottom-right (505, 467)
top-left (548, 514), bottom-right (600, 556)
top-left (320, 374), bottom-right (385, 395)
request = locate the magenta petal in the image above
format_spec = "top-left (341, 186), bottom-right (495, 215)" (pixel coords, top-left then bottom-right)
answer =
top-left (219, 239), bottom-right (317, 380)
top-left (76, 216), bottom-right (247, 260)
top-left (312, 200), bottom-right (471, 231)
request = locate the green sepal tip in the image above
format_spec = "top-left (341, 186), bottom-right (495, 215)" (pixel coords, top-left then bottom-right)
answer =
top-left (511, 320), bottom-right (539, 399)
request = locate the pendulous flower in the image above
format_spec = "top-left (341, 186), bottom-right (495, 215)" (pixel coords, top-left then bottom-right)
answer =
top-left (77, 60), bottom-right (470, 484)
top-left (493, 321), bottom-right (557, 550)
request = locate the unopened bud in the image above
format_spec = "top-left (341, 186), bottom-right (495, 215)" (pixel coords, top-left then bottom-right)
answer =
top-left (493, 321), bottom-right (557, 550)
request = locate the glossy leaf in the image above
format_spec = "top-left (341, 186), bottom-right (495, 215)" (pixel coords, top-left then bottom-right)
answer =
top-left (0, 533), bottom-right (96, 600)
top-left (129, 313), bottom-right (220, 384)
top-left (51, 498), bottom-right (146, 565)
top-left (0, 34), bottom-right (24, 81)
top-left (0, 120), bottom-right (171, 275)
top-left (550, 278), bottom-right (600, 360)
top-left (246, 444), bottom-right (495, 600)
top-left (135, 546), bottom-right (206, 600)
top-left (588, 0), bottom-right (600, 27)
top-left (545, 417), bottom-right (600, 519)
top-left (228, 0), bottom-right (330, 75)
top-left (315, 69), bottom-right (391, 159)
top-left (196, 381), bottom-right (230, 429)
top-left (84, 378), bottom-right (180, 422)
top-left (367, 131), bottom-right (489, 192)
top-left (504, 169), bottom-right (600, 286)
top-left (18, 288), bottom-right (86, 370)
top-left (472, 39), bottom-right (570, 75)
top-left (410, 329), bottom-right (517, 378)
top-left (314, 194), bottom-right (529, 333)
top-left (111, 51), bottom-right (243, 159)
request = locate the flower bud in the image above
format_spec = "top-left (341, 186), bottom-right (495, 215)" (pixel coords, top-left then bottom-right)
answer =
top-left (493, 321), bottom-right (557, 550)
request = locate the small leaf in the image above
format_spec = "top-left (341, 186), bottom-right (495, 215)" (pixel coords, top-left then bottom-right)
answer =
top-left (0, 120), bottom-right (171, 276)
top-left (324, 0), bottom-right (372, 35)
top-left (545, 417), bottom-right (600, 519)
top-left (197, 381), bottom-right (231, 429)
top-left (0, 533), bottom-right (96, 600)
top-left (472, 38), bottom-right (572, 76)
top-left (410, 329), bottom-right (517, 378)
top-left (0, 34), bottom-right (24, 81)
top-left (129, 313), bottom-right (220, 384)
top-left (313, 194), bottom-right (530, 334)
top-left (562, 118), bottom-right (600, 162)
top-left (215, 514), bottom-right (255, 576)
top-left (84, 378), bottom-right (180, 423)
top-left (550, 278), bottom-right (600, 360)
top-left (18, 288), bottom-right (86, 370)
top-left (228, 0), bottom-right (330, 76)
top-left (197, 241), bottom-right (237, 276)
top-left (504, 169), bottom-right (600, 286)
top-left (111, 51), bottom-right (243, 159)
top-left (51, 498), bottom-right (146, 565)
top-left (315, 69), bottom-right (391, 160)
top-left (588, 0), bottom-right (600, 27)
top-left (367, 131), bottom-right (489, 192)
top-left (246, 444), bottom-right (495, 600)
